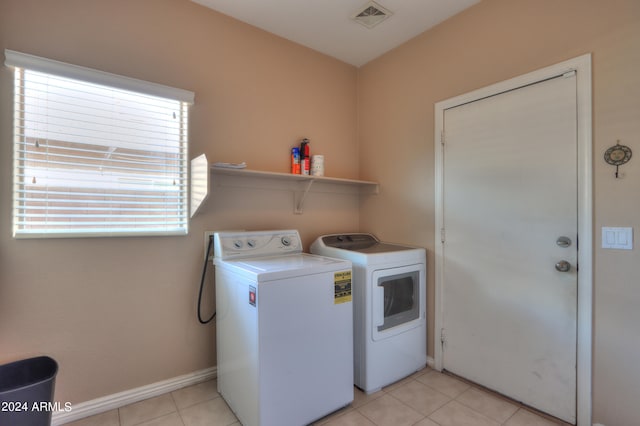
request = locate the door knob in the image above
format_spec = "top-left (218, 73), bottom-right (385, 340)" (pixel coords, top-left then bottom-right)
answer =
top-left (556, 236), bottom-right (572, 248)
top-left (555, 260), bottom-right (571, 272)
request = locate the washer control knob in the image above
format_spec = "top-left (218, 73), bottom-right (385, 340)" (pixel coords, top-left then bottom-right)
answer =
top-left (233, 240), bottom-right (243, 249)
top-left (247, 239), bottom-right (256, 248)
top-left (281, 236), bottom-right (291, 246)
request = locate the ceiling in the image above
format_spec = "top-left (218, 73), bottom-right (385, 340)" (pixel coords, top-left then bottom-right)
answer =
top-left (191, 0), bottom-right (480, 67)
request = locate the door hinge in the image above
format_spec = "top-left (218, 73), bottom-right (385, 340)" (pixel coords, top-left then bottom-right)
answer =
top-left (441, 131), bottom-right (445, 146)
top-left (440, 328), bottom-right (446, 344)
top-left (440, 228), bottom-right (445, 243)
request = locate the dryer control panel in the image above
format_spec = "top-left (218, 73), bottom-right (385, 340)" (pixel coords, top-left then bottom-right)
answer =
top-left (214, 230), bottom-right (302, 260)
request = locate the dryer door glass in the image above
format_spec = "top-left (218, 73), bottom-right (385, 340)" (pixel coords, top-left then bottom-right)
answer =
top-left (377, 271), bottom-right (419, 332)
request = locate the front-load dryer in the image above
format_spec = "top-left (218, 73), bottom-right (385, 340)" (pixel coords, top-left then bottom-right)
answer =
top-left (311, 233), bottom-right (426, 393)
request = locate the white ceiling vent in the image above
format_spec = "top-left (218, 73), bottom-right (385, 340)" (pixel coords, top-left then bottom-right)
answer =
top-left (351, 1), bottom-right (393, 29)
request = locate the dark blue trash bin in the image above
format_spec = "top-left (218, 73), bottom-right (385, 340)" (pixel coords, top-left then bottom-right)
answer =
top-left (0, 356), bottom-right (58, 426)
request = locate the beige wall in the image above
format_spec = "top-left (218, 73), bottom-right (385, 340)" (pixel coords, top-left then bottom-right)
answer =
top-left (0, 0), bottom-right (360, 404)
top-left (2, 0), bottom-right (639, 424)
top-left (358, 0), bottom-right (640, 424)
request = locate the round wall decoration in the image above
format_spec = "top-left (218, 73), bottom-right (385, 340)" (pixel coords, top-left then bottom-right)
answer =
top-left (604, 140), bottom-right (632, 178)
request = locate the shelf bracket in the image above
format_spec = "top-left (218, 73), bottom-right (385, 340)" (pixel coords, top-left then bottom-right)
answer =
top-left (294, 179), bottom-right (315, 214)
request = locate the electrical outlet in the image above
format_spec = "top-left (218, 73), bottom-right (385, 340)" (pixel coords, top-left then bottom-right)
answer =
top-left (204, 231), bottom-right (216, 261)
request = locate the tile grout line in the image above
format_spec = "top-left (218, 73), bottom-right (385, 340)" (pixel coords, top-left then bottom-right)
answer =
top-left (501, 407), bottom-right (520, 425)
top-left (123, 394), bottom-right (181, 426)
top-left (451, 387), bottom-right (517, 425)
top-left (439, 371), bottom-right (566, 425)
top-left (168, 391), bottom-right (187, 426)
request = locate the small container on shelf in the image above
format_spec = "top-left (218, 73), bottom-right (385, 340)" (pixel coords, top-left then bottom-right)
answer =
top-left (311, 155), bottom-right (324, 176)
top-left (300, 138), bottom-right (310, 175)
top-left (291, 147), bottom-right (300, 174)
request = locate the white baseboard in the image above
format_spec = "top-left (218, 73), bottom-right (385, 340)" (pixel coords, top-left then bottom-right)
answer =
top-left (426, 356), bottom-right (435, 369)
top-left (52, 366), bottom-right (217, 425)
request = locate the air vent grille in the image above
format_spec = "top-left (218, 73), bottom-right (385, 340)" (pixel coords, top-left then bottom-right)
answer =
top-left (357, 6), bottom-right (386, 18)
top-left (352, 1), bottom-right (392, 29)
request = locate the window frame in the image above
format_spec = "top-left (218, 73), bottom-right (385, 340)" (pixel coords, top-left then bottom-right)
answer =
top-left (5, 49), bottom-right (194, 238)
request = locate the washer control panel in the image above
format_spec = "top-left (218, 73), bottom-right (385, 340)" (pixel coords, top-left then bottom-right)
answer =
top-left (214, 230), bottom-right (302, 260)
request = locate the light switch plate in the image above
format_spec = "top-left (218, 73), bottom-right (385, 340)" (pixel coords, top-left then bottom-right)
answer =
top-left (602, 227), bottom-right (633, 250)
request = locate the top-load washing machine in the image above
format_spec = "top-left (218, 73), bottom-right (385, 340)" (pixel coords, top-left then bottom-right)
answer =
top-left (311, 233), bottom-right (426, 393)
top-left (214, 230), bottom-right (353, 426)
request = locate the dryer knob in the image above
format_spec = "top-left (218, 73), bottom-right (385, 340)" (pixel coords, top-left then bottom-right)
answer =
top-left (281, 237), bottom-right (291, 246)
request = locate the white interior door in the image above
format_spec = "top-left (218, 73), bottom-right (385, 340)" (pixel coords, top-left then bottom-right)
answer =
top-left (441, 73), bottom-right (578, 423)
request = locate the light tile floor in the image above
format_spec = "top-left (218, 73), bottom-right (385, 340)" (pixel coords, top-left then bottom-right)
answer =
top-left (65, 368), bottom-right (569, 426)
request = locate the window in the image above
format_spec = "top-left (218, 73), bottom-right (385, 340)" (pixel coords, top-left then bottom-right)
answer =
top-left (5, 50), bottom-right (194, 238)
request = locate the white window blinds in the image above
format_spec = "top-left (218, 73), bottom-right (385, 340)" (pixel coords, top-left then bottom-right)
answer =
top-left (5, 50), bottom-right (194, 238)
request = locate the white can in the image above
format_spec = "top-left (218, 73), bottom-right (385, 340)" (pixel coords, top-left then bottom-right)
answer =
top-left (311, 155), bottom-right (325, 176)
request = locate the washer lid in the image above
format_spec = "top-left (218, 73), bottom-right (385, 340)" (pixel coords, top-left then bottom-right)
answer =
top-left (215, 253), bottom-right (351, 282)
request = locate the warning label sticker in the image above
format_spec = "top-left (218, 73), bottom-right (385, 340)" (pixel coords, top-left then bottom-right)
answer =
top-left (334, 270), bottom-right (352, 304)
top-left (249, 285), bottom-right (256, 307)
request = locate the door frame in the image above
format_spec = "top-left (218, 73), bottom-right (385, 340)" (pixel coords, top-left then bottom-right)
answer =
top-left (433, 54), bottom-right (592, 425)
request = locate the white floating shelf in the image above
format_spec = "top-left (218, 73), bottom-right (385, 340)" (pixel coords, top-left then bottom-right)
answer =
top-left (211, 166), bottom-right (378, 188)
top-left (210, 166), bottom-right (379, 214)
top-left (189, 154), bottom-right (379, 216)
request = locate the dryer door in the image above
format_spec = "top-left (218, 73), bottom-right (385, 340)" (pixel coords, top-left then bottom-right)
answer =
top-left (372, 263), bottom-right (425, 342)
